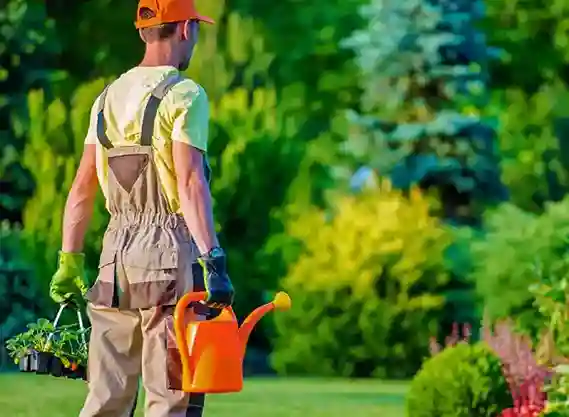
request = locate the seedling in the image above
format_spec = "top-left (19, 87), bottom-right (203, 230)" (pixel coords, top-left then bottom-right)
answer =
top-left (4, 305), bottom-right (89, 380)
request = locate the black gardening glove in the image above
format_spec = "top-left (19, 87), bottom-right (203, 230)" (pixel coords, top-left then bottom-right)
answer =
top-left (198, 247), bottom-right (235, 309)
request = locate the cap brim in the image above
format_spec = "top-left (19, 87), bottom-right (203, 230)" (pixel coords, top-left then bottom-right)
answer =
top-left (134, 14), bottom-right (215, 29)
top-left (193, 14), bottom-right (215, 24)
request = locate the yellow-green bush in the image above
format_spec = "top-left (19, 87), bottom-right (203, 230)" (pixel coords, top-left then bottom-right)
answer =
top-left (21, 79), bottom-right (110, 290)
top-left (271, 182), bottom-right (452, 378)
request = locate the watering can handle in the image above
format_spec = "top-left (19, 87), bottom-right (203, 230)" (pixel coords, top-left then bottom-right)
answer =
top-left (174, 291), bottom-right (236, 320)
top-left (173, 291), bottom-right (236, 341)
top-left (174, 291), bottom-right (208, 315)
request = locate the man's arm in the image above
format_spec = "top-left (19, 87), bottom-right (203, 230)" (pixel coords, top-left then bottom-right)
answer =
top-left (61, 144), bottom-right (99, 252)
top-left (170, 84), bottom-right (233, 307)
top-left (173, 141), bottom-right (219, 254)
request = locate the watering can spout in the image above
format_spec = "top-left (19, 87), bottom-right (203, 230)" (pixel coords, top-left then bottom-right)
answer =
top-left (238, 292), bottom-right (292, 346)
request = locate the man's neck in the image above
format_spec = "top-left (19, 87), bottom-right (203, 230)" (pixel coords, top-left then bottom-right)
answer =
top-left (139, 48), bottom-right (178, 68)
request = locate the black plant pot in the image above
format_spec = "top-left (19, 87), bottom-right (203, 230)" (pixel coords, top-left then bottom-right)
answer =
top-left (35, 352), bottom-right (54, 375)
top-left (64, 365), bottom-right (87, 380)
top-left (28, 350), bottom-right (40, 372)
top-left (50, 357), bottom-right (65, 377)
top-left (18, 353), bottom-right (31, 372)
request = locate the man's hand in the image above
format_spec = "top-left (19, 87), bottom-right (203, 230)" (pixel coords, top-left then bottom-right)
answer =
top-left (198, 247), bottom-right (234, 308)
top-left (50, 252), bottom-right (89, 305)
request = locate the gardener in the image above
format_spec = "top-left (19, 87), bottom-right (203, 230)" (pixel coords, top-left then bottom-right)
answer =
top-left (48, 0), bottom-right (234, 415)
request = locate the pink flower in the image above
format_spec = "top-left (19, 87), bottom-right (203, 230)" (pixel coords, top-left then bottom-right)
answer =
top-left (485, 320), bottom-right (549, 417)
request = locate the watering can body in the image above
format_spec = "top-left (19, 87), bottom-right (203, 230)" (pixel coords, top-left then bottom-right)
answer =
top-left (174, 291), bottom-right (291, 394)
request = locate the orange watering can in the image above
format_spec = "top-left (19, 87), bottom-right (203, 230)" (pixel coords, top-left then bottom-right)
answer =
top-left (173, 291), bottom-right (291, 394)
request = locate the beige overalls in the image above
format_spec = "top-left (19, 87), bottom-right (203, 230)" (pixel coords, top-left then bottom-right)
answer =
top-left (81, 74), bottom-right (209, 417)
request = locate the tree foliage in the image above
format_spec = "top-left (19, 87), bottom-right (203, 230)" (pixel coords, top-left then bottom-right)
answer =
top-left (340, 0), bottom-right (505, 222)
top-left (483, 0), bottom-right (569, 92)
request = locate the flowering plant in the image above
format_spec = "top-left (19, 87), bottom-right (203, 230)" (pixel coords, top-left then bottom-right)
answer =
top-left (483, 320), bottom-right (549, 417)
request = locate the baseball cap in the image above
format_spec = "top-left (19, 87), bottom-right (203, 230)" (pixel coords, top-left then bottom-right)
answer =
top-left (135, 0), bottom-right (214, 29)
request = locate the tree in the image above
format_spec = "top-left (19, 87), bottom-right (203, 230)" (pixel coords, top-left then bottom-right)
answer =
top-left (484, 84), bottom-right (569, 213)
top-left (482, 0), bottom-right (569, 93)
top-left (340, 0), bottom-right (506, 224)
top-left (0, 0), bottom-right (64, 223)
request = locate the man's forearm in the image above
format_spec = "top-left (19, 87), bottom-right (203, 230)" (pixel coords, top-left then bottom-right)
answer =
top-left (61, 184), bottom-right (97, 253)
top-left (178, 174), bottom-right (219, 255)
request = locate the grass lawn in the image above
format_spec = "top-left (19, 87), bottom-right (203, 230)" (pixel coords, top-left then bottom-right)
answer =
top-left (0, 373), bottom-right (407, 417)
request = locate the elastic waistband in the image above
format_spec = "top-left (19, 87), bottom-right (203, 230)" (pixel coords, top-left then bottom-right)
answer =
top-left (108, 211), bottom-right (186, 229)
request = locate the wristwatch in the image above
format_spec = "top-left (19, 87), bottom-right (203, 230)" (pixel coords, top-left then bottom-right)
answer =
top-left (201, 247), bottom-right (225, 259)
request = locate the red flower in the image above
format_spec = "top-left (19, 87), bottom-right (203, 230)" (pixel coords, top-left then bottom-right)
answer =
top-left (499, 409), bottom-right (516, 417)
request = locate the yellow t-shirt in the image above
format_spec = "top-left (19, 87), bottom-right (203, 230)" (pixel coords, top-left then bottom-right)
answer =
top-left (85, 66), bottom-right (209, 214)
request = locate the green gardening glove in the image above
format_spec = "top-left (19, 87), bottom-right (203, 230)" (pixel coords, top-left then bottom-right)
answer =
top-left (49, 252), bottom-right (89, 305)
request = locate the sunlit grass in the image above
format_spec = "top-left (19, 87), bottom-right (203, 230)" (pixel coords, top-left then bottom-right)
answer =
top-left (0, 373), bottom-right (407, 417)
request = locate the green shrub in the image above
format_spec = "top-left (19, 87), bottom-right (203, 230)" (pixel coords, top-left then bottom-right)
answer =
top-left (406, 342), bottom-right (512, 417)
top-left (469, 197), bottom-right (569, 333)
top-left (271, 182), bottom-right (452, 378)
top-left (0, 222), bottom-right (44, 369)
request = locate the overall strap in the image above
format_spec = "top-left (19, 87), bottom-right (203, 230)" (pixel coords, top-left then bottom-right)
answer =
top-left (140, 74), bottom-right (183, 147)
top-left (96, 85), bottom-right (113, 149)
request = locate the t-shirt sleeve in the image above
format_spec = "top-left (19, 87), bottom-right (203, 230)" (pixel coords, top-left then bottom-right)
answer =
top-left (170, 83), bottom-right (209, 152)
top-left (84, 95), bottom-right (102, 145)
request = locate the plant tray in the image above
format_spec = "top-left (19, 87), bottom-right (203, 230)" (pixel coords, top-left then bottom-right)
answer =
top-left (16, 351), bottom-right (87, 381)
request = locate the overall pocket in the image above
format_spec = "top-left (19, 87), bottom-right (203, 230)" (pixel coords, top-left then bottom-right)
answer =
top-left (121, 248), bottom-right (179, 309)
top-left (85, 247), bottom-right (117, 307)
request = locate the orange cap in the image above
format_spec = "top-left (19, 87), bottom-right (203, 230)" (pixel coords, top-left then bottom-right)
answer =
top-left (135, 0), bottom-right (214, 29)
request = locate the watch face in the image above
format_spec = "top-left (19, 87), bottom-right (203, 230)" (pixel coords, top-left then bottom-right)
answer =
top-left (209, 247), bottom-right (225, 258)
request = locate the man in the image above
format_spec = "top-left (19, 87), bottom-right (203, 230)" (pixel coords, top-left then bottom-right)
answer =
top-left (48, 0), bottom-right (234, 416)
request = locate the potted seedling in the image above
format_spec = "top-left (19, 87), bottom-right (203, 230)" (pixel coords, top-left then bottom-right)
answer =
top-left (5, 318), bottom-right (57, 373)
top-left (51, 324), bottom-right (89, 380)
top-left (29, 318), bottom-right (58, 374)
top-left (48, 326), bottom-right (73, 378)
top-left (6, 332), bottom-right (33, 372)
top-left (68, 327), bottom-right (89, 380)
top-left (65, 338), bottom-right (89, 380)
top-left (5, 305), bottom-right (89, 380)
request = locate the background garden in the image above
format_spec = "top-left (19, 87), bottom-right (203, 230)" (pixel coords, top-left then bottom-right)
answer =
top-left (2, 0), bottom-right (569, 415)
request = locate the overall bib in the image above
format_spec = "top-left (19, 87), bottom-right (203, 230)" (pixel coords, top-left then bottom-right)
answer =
top-left (80, 74), bottom-right (208, 417)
